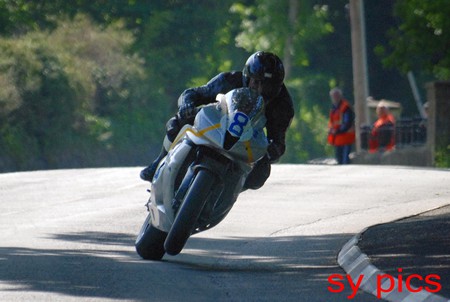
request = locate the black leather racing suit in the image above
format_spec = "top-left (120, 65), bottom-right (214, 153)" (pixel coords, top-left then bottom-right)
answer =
top-left (174, 71), bottom-right (294, 189)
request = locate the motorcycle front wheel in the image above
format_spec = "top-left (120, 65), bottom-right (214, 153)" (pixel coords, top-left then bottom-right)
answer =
top-left (135, 213), bottom-right (167, 260)
top-left (164, 169), bottom-right (216, 256)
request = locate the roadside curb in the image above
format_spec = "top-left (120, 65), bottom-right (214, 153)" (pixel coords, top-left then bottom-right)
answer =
top-left (337, 232), bottom-right (450, 302)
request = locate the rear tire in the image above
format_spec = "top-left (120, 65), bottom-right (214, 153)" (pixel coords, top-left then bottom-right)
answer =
top-left (164, 169), bottom-right (216, 256)
top-left (135, 213), bottom-right (167, 260)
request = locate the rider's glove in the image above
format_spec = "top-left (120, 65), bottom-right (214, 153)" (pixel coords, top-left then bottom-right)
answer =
top-left (178, 100), bottom-right (197, 120)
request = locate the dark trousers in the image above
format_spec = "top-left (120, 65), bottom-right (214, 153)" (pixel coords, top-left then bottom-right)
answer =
top-left (335, 145), bottom-right (352, 164)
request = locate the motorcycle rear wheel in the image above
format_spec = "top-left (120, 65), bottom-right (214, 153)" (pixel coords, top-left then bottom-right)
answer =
top-left (164, 169), bottom-right (216, 256)
top-left (135, 213), bottom-right (167, 260)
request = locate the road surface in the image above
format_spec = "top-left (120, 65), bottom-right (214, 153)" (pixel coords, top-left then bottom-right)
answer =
top-left (1, 165), bottom-right (449, 301)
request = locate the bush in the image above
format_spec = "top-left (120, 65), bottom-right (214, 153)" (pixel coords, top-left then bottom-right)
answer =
top-left (0, 14), bottom-right (165, 171)
top-left (435, 145), bottom-right (450, 168)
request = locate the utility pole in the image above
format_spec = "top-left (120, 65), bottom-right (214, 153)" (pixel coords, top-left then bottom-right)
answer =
top-left (349, 0), bottom-right (370, 153)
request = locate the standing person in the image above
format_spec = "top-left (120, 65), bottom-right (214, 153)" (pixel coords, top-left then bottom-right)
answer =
top-left (327, 87), bottom-right (355, 164)
top-left (369, 101), bottom-right (395, 153)
top-left (140, 51), bottom-right (294, 190)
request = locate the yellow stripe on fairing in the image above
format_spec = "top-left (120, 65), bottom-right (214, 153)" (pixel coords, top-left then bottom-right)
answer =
top-left (244, 141), bottom-right (253, 163)
top-left (170, 123), bottom-right (221, 150)
top-left (197, 123), bottom-right (222, 136)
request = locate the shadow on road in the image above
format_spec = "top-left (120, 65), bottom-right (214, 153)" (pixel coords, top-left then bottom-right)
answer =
top-left (0, 231), bottom-right (376, 301)
top-left (358, 209), bottom-right (450, 299)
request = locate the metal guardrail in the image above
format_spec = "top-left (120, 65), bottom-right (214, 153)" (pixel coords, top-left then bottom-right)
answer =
top-left (360, 118), bottom-right (427, 151)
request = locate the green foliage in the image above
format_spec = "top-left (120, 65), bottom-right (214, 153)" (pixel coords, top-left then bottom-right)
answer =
top-left (0, 0), bottom-right (153, 35)
top-left (0, 14), bottom-right (152, 171)
top-left (138, 1), bottom-right (245, 107)
top-left (231, 0), bottom-right (335, 162)
top-left (435, 145), bottom-right (450, 168)
top-left (378, 0), bottom-right (450, 80)
top-left (0, 2), bottom-right (252, 171)
top-left (5, 0), bottom-right (424, 170)
top-left (0, 35), bottom-right (80, 169)
top-left (0, 64), bottom-right (22, 119)
top-left (231, 0), bottom-right (333, 66)
top-left (282, 75), bottom-right (334, 163)
top-left (282, 102), bottom-right (332, 163)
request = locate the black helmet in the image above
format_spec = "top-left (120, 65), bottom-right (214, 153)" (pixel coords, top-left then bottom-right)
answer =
top-left (242, 51), bottom-right (285, 100)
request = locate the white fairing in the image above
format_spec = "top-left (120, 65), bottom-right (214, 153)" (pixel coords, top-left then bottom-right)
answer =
top-left (188, 92), bottom-right (267, 165)
top-left (148, 89), bottom-right (268, 233)
top-left (150, 140), bottom-right (193, 232)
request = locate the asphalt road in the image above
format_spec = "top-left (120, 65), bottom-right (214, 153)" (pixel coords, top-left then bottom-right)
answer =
top-left (1, 165), bottom-right (449, 302)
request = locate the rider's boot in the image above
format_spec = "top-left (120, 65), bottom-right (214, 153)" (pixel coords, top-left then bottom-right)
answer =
top-left (140, 136), bottom-right (171, 182)
top-left (140, 114), bottom-right (194, 182)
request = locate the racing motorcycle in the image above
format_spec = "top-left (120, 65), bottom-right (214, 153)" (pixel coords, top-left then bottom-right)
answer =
top-left (135, 87), bottom-right (268, 260)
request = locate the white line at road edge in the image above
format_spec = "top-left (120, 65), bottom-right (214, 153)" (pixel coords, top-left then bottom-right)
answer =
top-left (337, 233), bottom-right (450, 302)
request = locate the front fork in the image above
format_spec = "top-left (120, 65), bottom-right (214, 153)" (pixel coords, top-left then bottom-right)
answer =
top-left (171, 145), bottom-right (230, 218)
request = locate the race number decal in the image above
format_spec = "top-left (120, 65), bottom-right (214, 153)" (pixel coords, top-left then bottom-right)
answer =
top-left (228, 112), bottom-right (249, 137)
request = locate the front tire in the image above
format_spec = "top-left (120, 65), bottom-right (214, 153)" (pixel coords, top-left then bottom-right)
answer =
top-left (164, 169), bottom-right (216, 256)
top-left (135, 213), bottom-right (167, 260)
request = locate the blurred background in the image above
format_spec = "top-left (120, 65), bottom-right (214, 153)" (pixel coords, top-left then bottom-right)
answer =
top-left (0, 0), bottom-right (448, 172)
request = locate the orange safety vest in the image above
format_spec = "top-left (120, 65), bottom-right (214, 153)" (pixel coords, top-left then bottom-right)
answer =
top-left (328, 99), bottom-right (356, 146)
top-left (369, 114), bottom-right (395, 153)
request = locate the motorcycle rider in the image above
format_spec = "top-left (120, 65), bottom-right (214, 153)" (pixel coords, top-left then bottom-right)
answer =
top-left (140, 51), bottom-right (294, 190)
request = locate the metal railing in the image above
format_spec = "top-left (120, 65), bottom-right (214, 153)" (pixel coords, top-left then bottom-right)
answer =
top-left (360, 117), bottom-right (427, 151)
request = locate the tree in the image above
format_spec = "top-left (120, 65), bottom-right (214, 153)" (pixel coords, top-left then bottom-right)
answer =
top-left (138, 1), bottom-right (246, 107)
top-left (0, 0), bottom-right (153, 35)
top-left (4, 0), bottom-right (416, 169)
top-left (231, 0), bottom-right (335, 162)
top-left (232, 0), bottom-right (333, 77)
top-left (0, 15), bottom-right (147, 171)
top-left (378, 0), bottom-right (450, 80)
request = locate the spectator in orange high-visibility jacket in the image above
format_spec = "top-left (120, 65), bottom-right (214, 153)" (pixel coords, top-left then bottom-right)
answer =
top-left (369, 102), bottom-right (395, 153)
top-left (327, 88), bottom-right (355, 164)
